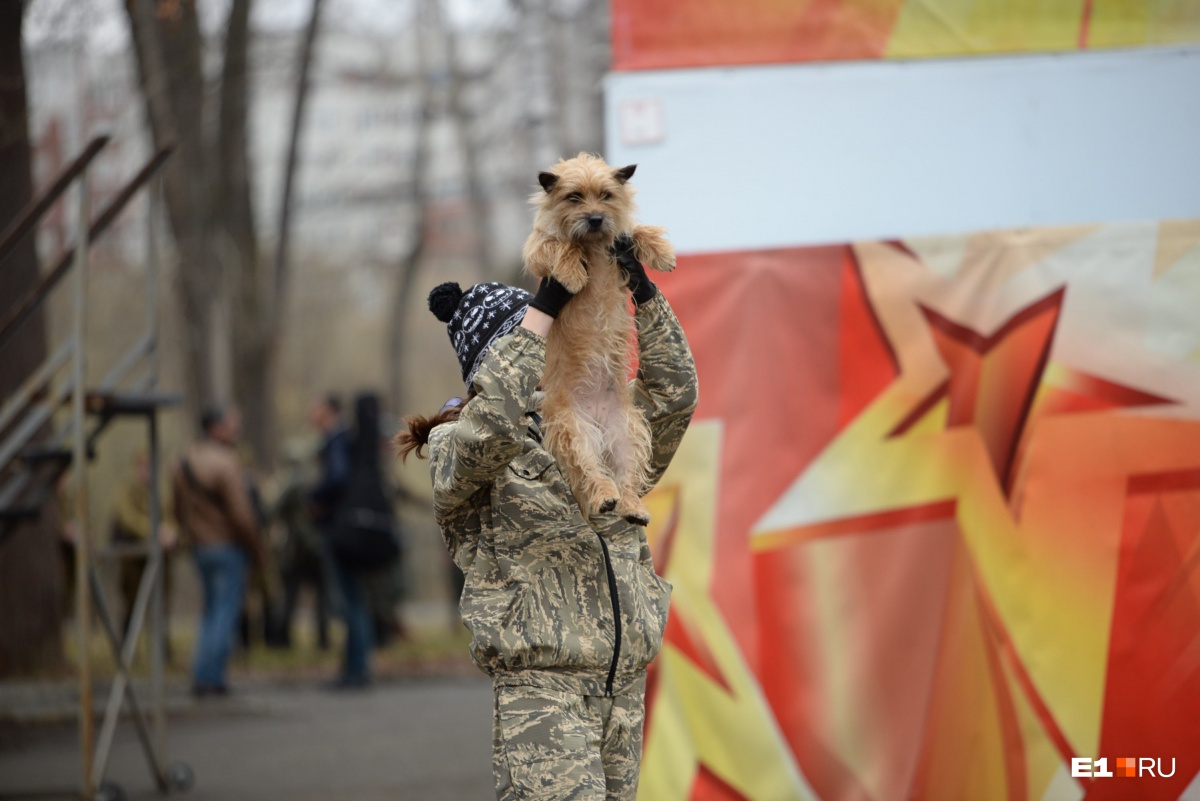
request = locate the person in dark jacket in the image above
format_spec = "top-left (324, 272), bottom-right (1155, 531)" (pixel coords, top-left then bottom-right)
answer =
top-left (309, 393), bottom-right (370, 688)
top-left (396, 243), bottom-right (698, 800)
top-left (272, 443), bottom-right (330, 650)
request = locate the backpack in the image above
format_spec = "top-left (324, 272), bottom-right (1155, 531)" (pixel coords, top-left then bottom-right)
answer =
top-left (329, 396), bottom-right (401, 572)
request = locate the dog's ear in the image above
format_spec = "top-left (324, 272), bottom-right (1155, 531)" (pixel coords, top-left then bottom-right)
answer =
top-left (613, 164), bottom-right (637, 184)
top-left (538, 172), bottom-right (558, 192)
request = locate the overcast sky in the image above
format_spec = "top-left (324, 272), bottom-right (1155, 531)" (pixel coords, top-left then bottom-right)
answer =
top-left (23, 0), bottom-right (516, 51)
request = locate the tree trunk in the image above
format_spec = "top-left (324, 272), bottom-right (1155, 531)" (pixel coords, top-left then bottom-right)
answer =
top-left (442, 5), bottom-right (491, 279)
top-left (124, 0), bottom-right (222, 408)
top-left (238, 0), bottom-right (326, 470)
top-left (274, 0), bottom-right (325, 320)
top-left (387, 0), bottom-right (436, 413)
top-left (519, 0), bottom-right (559, 171)
top-left (0, 0), bottom-right (66, 676)
top-left (217, 0), bottom-right (273, 467)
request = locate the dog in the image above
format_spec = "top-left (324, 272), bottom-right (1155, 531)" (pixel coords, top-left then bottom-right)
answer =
top-left (522, 153), bottom-right (675, 525)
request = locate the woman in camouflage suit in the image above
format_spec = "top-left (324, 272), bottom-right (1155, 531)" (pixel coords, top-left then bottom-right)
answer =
top-left (398, 243), bottom-right (698, 801)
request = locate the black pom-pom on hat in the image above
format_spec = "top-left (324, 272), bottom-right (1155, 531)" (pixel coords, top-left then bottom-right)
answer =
top-left (428, 282), bottom-right (464, 323)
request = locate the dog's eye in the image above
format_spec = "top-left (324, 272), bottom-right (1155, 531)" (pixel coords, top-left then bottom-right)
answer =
top-left (567, 193), bottom-right (583, 204)
top-left (600, 191), bottom-right (612, 201)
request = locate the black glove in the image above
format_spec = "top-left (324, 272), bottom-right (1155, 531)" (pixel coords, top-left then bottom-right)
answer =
top-left (528, 276), bottom-right (575, 319)
top-left (610, 235), bottom-right (657, 306)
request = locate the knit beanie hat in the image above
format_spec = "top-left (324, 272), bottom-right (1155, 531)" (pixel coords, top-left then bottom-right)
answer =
top-left (428, 281), bottom-right (532, 387)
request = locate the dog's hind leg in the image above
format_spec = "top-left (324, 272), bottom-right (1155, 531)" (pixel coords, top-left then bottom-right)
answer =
top-left (609, 401), bottom-right (654, 526)
top-left (546, 410), bottom-right (621, 517)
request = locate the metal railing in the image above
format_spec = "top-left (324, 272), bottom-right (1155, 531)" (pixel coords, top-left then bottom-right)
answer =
top-left (0, 135), bottom-right (185, 801)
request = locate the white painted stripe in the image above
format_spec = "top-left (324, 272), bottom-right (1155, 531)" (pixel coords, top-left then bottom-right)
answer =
top-left (605, 47), bottom-right (1200, 254)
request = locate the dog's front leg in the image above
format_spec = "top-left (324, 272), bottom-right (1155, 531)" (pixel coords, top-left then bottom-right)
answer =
top-left (629, 225), bottom-right (676, 273)
top-left (525, 238), bottom-right (589, 293)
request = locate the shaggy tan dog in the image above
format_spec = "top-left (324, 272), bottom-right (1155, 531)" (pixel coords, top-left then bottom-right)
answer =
top-left (523, 153), bottom-right (675, 525)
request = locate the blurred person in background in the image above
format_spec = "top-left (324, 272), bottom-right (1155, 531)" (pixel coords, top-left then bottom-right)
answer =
top-left (172, 406), bottom-right (265, 697)
top-left (236, 452), bottom-right (283, 651)
top-left (271, 441), bottom-right (331, 650)
top-left (111, 450), bottom-right (178, 657)
top-left (308, 393), bottom-right (369, 687)
top-left (363, 450), bottom-right (418, 648)
top-left (363, 543), bottom-right (406, 648)
top-left (318, 392), bottom-right (403, 686)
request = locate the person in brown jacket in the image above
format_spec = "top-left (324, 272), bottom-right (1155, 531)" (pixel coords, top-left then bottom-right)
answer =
top-left (172, 406), bottom-right (263, 697)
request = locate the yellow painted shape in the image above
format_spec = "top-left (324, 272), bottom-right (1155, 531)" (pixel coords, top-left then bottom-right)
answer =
top-left (888, 0), bottom-right (1088, 58)
top-left (638, 422), bottom-right (820, 801)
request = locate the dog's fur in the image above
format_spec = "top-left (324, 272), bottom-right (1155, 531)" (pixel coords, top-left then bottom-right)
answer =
top-left (522, 153), bottom-right (675, 525)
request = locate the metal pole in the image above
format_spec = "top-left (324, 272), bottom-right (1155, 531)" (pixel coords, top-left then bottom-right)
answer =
top-left (146, 176), bottom-right (160, 386)
top-left (72, 165), bottom-right (94, 800)
top-left (147, 173), bottom-right (165, 766)
top-left (148, 412), bottom-right (166, 769)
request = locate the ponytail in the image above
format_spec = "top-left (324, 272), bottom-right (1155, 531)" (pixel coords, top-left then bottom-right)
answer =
top-left (393, 392), bottom-right (474, 463)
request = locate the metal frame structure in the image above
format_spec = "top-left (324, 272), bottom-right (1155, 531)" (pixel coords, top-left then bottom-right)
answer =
top-left (0, 136), bottom-right (190, 801)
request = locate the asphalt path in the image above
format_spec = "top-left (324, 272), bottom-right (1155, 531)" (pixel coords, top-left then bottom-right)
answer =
top-left (0, 676), bottom-right (495, 801)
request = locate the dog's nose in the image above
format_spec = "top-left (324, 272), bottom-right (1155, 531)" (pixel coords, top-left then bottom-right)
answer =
top-left (587, 214), bottom-right (604, 231)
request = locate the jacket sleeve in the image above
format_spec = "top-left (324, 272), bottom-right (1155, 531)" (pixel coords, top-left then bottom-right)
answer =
top-left (631, 293), bottom-right (699, 493)
top-left (429, 326), bottom-right (546, 517)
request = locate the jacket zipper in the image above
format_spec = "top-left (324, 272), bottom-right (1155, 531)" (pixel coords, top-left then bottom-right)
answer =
top-left (596, 534), bottom-right (622, 697)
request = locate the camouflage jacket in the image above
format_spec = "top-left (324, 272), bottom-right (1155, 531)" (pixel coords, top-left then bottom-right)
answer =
top-left (428, 293), bottom-right (698, 697)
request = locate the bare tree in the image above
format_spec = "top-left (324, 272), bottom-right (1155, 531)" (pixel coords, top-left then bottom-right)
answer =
top-left (124, 0), bottom-right (223, 408)
top-left (272, 0), bottom-right (326, 360)
top-left (549, 0), bottom-right (609, 156)
top-left (386, 0), bottom-right (437, 413)
top-left (219, 0), bottom-right (272, 465)
top-left (0, 0), bottom-right (66, 675)
top-left (125, 0), bottom-right (276, 465)
top-left (518, 0), bottom-right (560, 171)
top-left (443, 12), bottom-right (492, 278)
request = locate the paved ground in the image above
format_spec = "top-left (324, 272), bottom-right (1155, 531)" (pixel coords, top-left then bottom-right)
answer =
top-left (0, 676), bottom-right (495, 801)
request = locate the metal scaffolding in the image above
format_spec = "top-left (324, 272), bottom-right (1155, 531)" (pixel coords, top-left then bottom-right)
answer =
top-left (0, 136), bottom-right (192, 801)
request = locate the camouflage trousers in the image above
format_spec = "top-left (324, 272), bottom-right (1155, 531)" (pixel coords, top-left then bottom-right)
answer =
top-left (492, 684), bottom-right (646, 801)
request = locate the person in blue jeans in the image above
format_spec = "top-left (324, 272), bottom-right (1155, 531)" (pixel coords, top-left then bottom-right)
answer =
top-left (172, 407), bottom-right (264, 697)
top-left (191, 544), bottom-right (247, 691)
top-left (309, 394), bottom-right (371, 688)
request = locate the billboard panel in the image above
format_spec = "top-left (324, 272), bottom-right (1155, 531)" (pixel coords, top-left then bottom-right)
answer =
top-left (641, 220), bottom-right (1200, 800)
top-left (612, 0), bottom-right (1200, 71)
top-left (605, 48), bottom-right (1200, 254)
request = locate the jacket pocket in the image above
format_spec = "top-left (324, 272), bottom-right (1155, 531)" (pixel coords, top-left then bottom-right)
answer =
top-left (506, 447), bottom-right (556, 481)
top-left (622, 559), bottom-right (673, 671)
top-left (502, 566), bottom-right (612, 672)
top-left (495, 686), bottom-right (596, 797)
top-left (492, 448), bottom-right (574, 545)
top-left (463, 577), bottom-right (530, 672)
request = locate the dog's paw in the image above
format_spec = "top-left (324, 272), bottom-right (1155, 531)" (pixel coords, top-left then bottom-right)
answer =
top-left (598, 498), bottom-right (618, 515)
top-left (622, 510), bottom-right (651, 527)
top-left (631, 226), bottom-right (676, 273)
top-left (617, 499), bottom-right (651, 526)
top-left (552, 250), bottom-right (589, 294)
top-left (556, 264), bottom-right (589, 294)
top-left (647, 254), bottom-right (676, 273)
